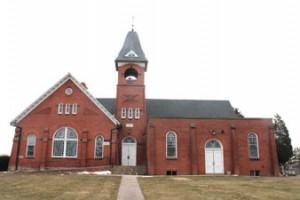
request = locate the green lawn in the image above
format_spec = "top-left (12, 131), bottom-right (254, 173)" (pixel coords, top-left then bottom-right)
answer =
top-left (138, 176), bottom-right (300, 200)
top-left (0, 172), bottom-right (121, 200)
top-left (1, 172), bottom-right (300, 200)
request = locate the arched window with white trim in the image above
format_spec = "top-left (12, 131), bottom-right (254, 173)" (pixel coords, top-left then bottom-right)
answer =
top-left (52, 127), bottom-right (78, 158)
top-left (95, 136), bottom-right (104, 159)
top-left (248, 132), bottom-right (259, 159)
top-left (26, 134), bottom-right (36, 157)
top-left (166, 131), bottom-right (177, 159)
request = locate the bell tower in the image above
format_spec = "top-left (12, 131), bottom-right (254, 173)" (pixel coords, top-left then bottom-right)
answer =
top-left (115, 30), bottom-right (148, 166)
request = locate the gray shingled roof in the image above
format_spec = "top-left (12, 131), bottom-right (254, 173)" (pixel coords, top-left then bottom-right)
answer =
top-left (115, 31), bottom-right (148, 70)
top-left (97, 98), bottom-right (237, 119)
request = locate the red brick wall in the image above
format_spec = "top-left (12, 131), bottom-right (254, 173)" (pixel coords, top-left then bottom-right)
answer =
top-left (9, 80), bottom-right (117, 170)
top-left (115, 64), bottom-right (147, 165)
top-left (146, 118), bottom-right (279, 176)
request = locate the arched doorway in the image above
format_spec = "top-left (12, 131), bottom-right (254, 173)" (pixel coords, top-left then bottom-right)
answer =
top-left (205, 139), bottom-right (224, 174)
top-left (122, 137), bottom-right (137, 166)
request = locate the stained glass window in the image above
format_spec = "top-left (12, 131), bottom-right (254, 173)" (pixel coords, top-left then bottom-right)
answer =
top-left (166, 131), bottom-right (177, 159)
top-left (52, 127), bottom-right (77, 158)
top-left (95, 136), bottom-right (104, 158)
top-left (248, 133), bottom-right (259, 159)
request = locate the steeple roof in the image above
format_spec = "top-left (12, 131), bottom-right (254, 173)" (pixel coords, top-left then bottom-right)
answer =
top-left (115, 30), bottom-right (148, 70)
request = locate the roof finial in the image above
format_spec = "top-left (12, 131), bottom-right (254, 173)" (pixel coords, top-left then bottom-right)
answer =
top-left (131, 16), bottom-right (134, 31)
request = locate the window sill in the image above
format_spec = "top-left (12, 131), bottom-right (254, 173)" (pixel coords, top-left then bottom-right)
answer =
top-left (249, 158), bottom-right (260, 160)
top-left (166, 157), bottom-right (177, 160)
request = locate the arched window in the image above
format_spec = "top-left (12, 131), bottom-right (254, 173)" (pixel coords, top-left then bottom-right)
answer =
top-left (52, 127), bottom-right (78, 158)
top-left (95, 136), bottom-right (104, 159)
top-left (166, 131), bottom-right (177, 159)
top-left (26, 134), bottom-right (36, 157)
top-left (205, 140), bottom-right (222, 149)
top-left (248, 133), bottom-right (259, 159)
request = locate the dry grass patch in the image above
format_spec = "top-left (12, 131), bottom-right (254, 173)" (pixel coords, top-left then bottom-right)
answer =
top-left (0, 172), bottom-right (121, 200)
top-left (138, 176), bottom-right (300, 200)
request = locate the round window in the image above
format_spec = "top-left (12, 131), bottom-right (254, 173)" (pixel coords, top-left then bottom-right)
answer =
top-left (65, 88), bottom-right (73, 95)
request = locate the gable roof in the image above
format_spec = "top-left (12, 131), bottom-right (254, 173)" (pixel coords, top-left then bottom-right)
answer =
top-left (10, 73), bottom-right (120, 126)
top-left (115, 30), bottom-right (148, 70)
top-left (146, 99), bottom-right (236, 119)
top-left (97, 98), bottom-right (237, 119)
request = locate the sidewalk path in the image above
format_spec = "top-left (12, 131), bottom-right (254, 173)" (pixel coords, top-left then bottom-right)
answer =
top-left (117, 175), bottom-right (145, 200)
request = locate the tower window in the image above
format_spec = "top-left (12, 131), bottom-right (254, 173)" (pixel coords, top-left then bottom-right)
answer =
top-left (124, 68), bottom-right (138, 81)
top-left (128, 108), bottom-right (133, 119)
top-left (121, 108), bottom-right (126, 119)
top-left (135, 108), bottom-right (140, 119)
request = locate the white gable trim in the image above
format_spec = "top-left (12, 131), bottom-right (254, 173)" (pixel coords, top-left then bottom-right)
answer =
top-left (125, 50), bottom-right (139, 58)
top-left (10, 73), bottom-right (120, 126)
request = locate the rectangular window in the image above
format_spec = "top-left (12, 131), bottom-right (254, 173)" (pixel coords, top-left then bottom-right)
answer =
top-left (26, 135), bottom-right (36, 157)
top-left (250, 170), bottom-right (260, 176)
top-left (135, 108), bottom-right (140, 119)
top-left (26, 146), bottom-right (34, 157)
top-left (121, 108), bottom-right (126, 119)
top-left (72, 104), bottom-right (77, 115)
top-left (166, 171), bottom-right (177, 176)
top-left (65, 103), bottom-right (70, 115)
top-left (128, 108), bottom-right (133, 119)
top-left (58, 103), bottom-right (63, 114)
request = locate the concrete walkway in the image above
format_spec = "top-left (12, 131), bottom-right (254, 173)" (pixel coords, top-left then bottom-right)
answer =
top-left (117, 175), bottom-right (145, 200)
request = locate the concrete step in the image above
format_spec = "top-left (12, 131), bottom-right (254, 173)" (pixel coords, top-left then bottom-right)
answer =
top-left (112, 165), bottom-right (147, 175)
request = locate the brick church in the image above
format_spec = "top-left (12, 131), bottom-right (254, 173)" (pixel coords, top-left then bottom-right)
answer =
top-left (9, 30), bottom-right (279, 176)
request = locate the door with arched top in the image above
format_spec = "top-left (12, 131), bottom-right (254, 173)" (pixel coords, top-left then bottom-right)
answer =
top-left (205, 140), bottom-right (224, 174)
top-left (122, 137), bottom-right (137, 166)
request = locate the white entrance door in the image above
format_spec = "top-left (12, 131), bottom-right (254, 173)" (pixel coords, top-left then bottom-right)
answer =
top-left (122, 137), bottom-right (137, 166)
top-left (205, 140), bottom-right (224, 174)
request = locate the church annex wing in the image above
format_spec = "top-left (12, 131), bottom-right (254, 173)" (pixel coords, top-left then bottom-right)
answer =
top-left (10, 73), bottom-right (120, 126)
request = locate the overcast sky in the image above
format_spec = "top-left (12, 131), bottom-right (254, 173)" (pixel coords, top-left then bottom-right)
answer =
top-left (0, 0), bottom-right (299, 155)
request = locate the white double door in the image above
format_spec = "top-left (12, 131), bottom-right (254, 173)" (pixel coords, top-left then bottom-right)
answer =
top-left (122, 141), bottom-right (137, 166)
top-left (205, 149), bottom-right (224, 174)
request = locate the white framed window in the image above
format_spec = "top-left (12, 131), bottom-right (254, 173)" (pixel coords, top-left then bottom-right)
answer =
top-left (135, 108), bottom-right (140, 119)
top-left (26, 134), bottom-right (36, 157)
top-left (166, 131), bottom-right (177, 159)
top-left (72, 103), bottom-right (78, 115)
top-left (248, 132), bottom-right (259, 159)
top-left (65, 103), bottom-right (70, 115)
top-left (95, 136), bottom-right (104, 159)
top-left (121, 108), bottom-right (126, 119)
top-left (128, 108), bottom-right (133, 119)
top-left (58, 103), bottom-right (63, 114)
top-left (52, 127), bottom-right (78, 158)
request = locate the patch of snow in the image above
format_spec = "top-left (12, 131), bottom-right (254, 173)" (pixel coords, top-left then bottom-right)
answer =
top-left (77, 171), bottom-right (111, 175)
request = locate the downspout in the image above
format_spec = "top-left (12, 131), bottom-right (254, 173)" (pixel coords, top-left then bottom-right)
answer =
top-left (110, 124), bottom-right (121, 167)
top-left (15, 126), bottom-right (22, 171)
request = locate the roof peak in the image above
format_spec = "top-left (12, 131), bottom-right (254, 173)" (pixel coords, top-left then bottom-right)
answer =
top-left (115, 30), bottom-right (148, 70)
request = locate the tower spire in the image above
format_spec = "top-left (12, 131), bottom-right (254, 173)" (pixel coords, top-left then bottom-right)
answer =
top-left (131, 16), bottom-right (135, 31)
